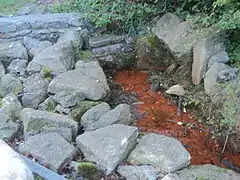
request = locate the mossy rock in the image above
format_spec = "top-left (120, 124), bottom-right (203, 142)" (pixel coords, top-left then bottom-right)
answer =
top-left (76, 162), bottom-right (104, 180)
top-left (70, 100), bottom-right (102, 122)
top-left (135, 34), bottom-right (175, 70)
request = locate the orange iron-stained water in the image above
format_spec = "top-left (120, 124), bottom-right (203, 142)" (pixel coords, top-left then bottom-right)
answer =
top-left (114, 70), bottom-right (240, 170)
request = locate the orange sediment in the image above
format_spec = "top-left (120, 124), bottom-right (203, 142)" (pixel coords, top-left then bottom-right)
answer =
top-left (114, 70), bottom-right (240, 169)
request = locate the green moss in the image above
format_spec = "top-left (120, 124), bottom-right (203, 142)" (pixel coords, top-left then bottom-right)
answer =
top-left (0, 99), bottom-right (3, 108)
top-left (42, 67), bottom-right (53, 81)
top-left (76, 162), bottom-right (103, 180)
top-left (70, 101), bottom-right (102, 122)
top-left (45, 101), bottom-right (57, 112)
top-left (138, 34), bottom-right (158, 48)
top-left (76, 50), bottom-right (93, 62)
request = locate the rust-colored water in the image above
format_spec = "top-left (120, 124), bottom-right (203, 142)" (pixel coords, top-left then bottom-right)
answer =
top-left (114, 70), bottom-right (240, 169)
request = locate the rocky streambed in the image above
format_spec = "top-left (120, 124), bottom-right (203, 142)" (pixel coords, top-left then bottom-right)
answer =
top-left (0, 3), bottom-right (240, 180)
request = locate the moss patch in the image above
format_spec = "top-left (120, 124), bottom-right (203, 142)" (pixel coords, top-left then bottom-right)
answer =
top-left (76, 162), bottom-right (104, 180)
top-left (70, 100), bottom-right (102, 122)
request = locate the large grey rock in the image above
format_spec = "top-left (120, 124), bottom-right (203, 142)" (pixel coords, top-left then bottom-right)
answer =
top-left (81, 102), bottom-right (110, 128)
top-left (0, 13), bottom-right (86, 43)
top-left (176, 164), bottom-right (240, 180)
top-left (0, 93), bottom-right (22, 120)
top-left (85, 104), bottom-right (132, 131)
top-left (208, 51), bottom-right (230, 69)
top-left (22, 73), bottom-right (48, 108)
top-left (53, 91), bottom-right (84, 108)
top-left (32, 42), bottom-right (75, 74)
top-left (18, 132), bottom-right (79, 172)
top-left (135, 35), bottom-right (174, 70)
top-left (128, 133), bottom-right (191, 174)
top-left (48, 61), bottom-right (110, 100)
top-left (0, 41), bottom-right (28, 66)
top-left (23, 36), bottom-right (52, 57)
top-left (7, 59), bottom-right (28, 76)
top-left (0, 62), bottom-right (5, 78)
top-left (204, 63), bottom-right (231, 95)
top-left (0, 113), bottom-right (20, 140)
top-left (19, 108), bottom-right (78, 138)
top-left (152, 13), bottom-right (198, 59)
top-left (76, 124), bottom-right (139, 174)
top-left (192, 33), bottom-right (225, 85)
top-left (117, 165), bottom-right (162, 180)
top-left (0, 74), bottom-right (23, 97)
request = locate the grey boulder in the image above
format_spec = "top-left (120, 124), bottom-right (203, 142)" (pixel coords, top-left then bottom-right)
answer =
top-left (76, 124), bottom-right (139, 174)
top-left (53, 91), bottom-right (84, 108)
top-left (48, 61), bottom-right (110, 100)
top-left (22, 73), bottom-right (48, 108)
top-left (0, 93), bottom-right (22, 120)
top-left (85, 104), bottom-right (132, 131)
top-left (18, 132), bottom-right (79, 172)
top-left (128, 133), bottom-right (191, 174)
top-left (81, 102), bottom-right (110, 129)
top-left (0, 62), bottom-right (5, 78)
top-left (0, 113), bottom-right (20, 141)
top-left (0, 74), bottom-right (23, 97)
top-left (19, 108), bottom-right (78, 139)
top-left (7, 59), bottom-right (28, 76)
top-left (0, 41), bottom-right (28, 66)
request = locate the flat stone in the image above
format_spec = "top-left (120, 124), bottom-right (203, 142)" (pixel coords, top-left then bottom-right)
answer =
top-left (0, 41), bottom-right (28, 66)
top-left (89, 35), bottom-right (125, 48)
top-left (48, 61), bottom-right (110, 100)
top-left (81, 102), bottom-right (110, 129)
top-left (128, 133), bottom-right (191, 174)
top-left (22, 73), bottom-right (48, 109)
top-left (176, 164), bottom-right (240, 180)
top-left (20, 108), bottom-right (78, 138)
top-left (0, 74), bottom-right (23, 97)
top-left (85, 104), bottom-right (132, 131)
top-left (76, 124), bottom-right (139, 174)
top-left (18, 132), bottom-right (79, 172)
top-left (0, 13), bottom-right (86, 43)
top-left (192, 33), bottom-right (225, 85)
top-left (0, 93), bottom-right (22, 120)
top-left (7, 59), bottom-right (28, 76)
top-left (0, 114), bottom-right (20, 141)
top-left (166, 84), bottom-right (186, 96)
top-left (117, 165), bottom-right (162, 180)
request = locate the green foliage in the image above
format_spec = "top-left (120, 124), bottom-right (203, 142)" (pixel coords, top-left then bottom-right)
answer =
top-left (0, 0), bottom-right (35, 15)
top-left (52, 0), bottom-right (158, 35)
